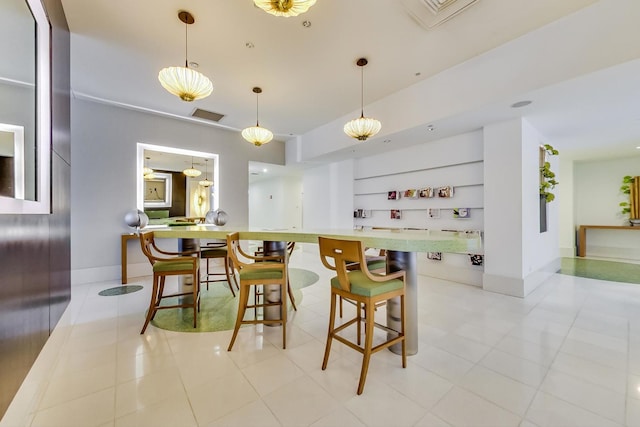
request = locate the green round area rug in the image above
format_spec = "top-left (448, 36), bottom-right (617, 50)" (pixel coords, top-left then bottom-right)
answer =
top-left (150, 268), bottom-right (319, 333)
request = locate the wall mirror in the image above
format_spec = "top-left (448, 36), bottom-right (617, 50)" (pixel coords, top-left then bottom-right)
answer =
top-left (137, 143), bottom-right (219, 220)
top-left (0, 0), bottom-right (51, 214)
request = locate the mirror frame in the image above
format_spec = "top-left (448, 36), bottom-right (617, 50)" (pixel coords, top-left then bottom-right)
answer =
top-left (0, 124), bottom-right (26, 199)
top-left (136, 143), bottom-right (220, 213)
top-left (0, 0), bottom-right (51, 214)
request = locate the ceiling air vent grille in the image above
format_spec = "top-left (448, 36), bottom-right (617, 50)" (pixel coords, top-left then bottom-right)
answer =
top-left (401, 0), bottom-right (480, 29)
top-left (191, 108), bottom-right (225, 122)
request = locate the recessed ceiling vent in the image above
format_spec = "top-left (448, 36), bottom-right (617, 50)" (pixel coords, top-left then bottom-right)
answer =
top-left (191, 108), bottom-right (225, 122)
top-left (400, 0), bottom-right (480, 29)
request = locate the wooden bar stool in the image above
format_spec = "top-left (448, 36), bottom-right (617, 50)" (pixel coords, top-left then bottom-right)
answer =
top-left (200, 240), bottom-right (238, 295)
top-left (138, 231), bottom-right (201, 334)
top-left (318, 236), bottom-right (406, 395)
top-left (226, 232), bottom-right (289, 350)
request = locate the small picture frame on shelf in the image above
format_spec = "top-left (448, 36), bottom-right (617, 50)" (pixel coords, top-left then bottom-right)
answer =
top-left (453, 208), bottom-right (470, 218)
top-left (469, 254), bottom-right (483, 266)
top-left (388, 190), bottom-right (399, 200)
top-left (403, 189), bottom-right (418, 199)
top-left (437, 186), bottom-right (454, 198)
top-left (427, 252), bottom-right (442, 261)
top-left (419, 187), bottom-right (434, 198)
top-left (354, 209), bottom-right (371, 218)
top-left (390, 209), bottom-right (402, 219)
top-left (428, 208), bottom-right (440, 218)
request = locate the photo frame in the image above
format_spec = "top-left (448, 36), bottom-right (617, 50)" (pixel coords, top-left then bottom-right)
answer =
top-left (388, 190), bottom-right (399, 200)
top-left (453, 208), bottom-right (470, 218)
top-left (419, 187), bottom-right (434, 198)
top-left (469, 254), bottom-right (484, 266)
top-left (144, 172), bottom-right (172, 208)
top-left (427, 252), bottom-right (442, 261)
top-left (404, 189), bottom-right (418, 199)
top-left (437, 186), bottom-right (454, 198)
top-left (428, 208), bottom-right (440, 218)
top-left (390, 209), bottom-right (402, 219)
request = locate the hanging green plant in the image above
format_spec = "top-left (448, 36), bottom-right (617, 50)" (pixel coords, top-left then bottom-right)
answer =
top-left (539, 144), bottom-right (559, 202)
top-left (619, 175), bottom-right (633, 216)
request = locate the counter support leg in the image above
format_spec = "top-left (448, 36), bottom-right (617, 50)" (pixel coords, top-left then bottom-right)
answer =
top-left (178, 238), bottom-right (200, 286)
top-left (386, 250), bottom-right (418, 355)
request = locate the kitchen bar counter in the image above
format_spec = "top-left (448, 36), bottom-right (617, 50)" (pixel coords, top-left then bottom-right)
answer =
top-left (146, 226), bottom-right (483, 355)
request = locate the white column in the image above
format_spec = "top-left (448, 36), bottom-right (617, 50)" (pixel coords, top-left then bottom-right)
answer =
top-left (483, 118), bottom-right (560, 297)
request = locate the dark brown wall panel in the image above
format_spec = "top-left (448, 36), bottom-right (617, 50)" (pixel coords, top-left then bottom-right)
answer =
top-left (0, 0), bottom-right (70, 417)
top-left (50, 152), bottom-right (71, 329)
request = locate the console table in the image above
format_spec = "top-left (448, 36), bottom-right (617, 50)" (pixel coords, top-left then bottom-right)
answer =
top-left (577, 225), bottom-right (639, 257)
top-left (121, 233), bottom-right (139, 284)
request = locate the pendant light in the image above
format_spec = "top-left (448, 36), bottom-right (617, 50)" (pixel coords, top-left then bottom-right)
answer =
top-left (343, 58), bottom-right (381, 141)
top-left (253, 0), bottom-right (316, 17)
top-left (143, 156), bottom-right (155, 179)
top-left (242, 87), bottom-right (273, 147)
top-left (199, 159), bottom-right (213, 187)
top-left (183, 156), bottom-right (202, 177)
top-left (158, 11), bottom-right (213, 102)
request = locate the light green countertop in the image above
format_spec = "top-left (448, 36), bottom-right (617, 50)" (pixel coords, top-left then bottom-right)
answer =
top-left (151, 226), bottom-right (483, 254)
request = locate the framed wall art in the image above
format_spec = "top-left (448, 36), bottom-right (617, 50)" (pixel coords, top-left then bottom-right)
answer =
top-left (144, 172), bottom-right (172, 208)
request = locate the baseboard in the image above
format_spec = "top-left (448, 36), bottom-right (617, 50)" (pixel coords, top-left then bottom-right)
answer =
top-left (483, 257), bottom-right (560, 298)
top-left (71, 262), bottom-right (150, 285)
top-left (585, 245), bottom-right (640, 261)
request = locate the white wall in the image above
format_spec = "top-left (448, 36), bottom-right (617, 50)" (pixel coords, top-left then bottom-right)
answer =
top-left (574, 155), bottom-right (640, 259)
top-left (302, 160), bottom-right (354, 231)
top-left (559, 157), bottom-right (575, 257)
top-left (71, 99), bottom-right (285, 284)
top-left (249, 176), bottom-right (302, 229)
top-left (353, 131), bottom-right (485, 286)
top-left (483, 119), bottom-right (559, 297)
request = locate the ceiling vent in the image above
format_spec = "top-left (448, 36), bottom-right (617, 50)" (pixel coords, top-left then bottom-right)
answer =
top-left (400, 0), bottom-right (480, 29)
top-left (191, 108), bottom-right (225, 122)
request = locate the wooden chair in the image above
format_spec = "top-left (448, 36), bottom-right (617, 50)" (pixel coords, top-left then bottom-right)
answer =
top-left (255, 241), bottom-right (297, 311)
top-left (200, 240), bottom-right (238, 295)
top-left (318, 236), bottom-right (406, 395)
top-left (226, 232), bottom-right (289, 351)
top-left (340, 248), bottom-right (387, 317)
top-left (138, 231), bottom-right (201, 334)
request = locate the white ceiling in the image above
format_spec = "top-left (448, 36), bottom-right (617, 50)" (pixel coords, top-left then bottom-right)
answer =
top-left (59, 0), bottom-right (640, 167)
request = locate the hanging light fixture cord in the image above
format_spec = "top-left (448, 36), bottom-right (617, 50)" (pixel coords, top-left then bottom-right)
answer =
top-left (184, 18), bottom-right (188, 68)
top-left (359, 64), bottom-right (365, 119)
top-left (255, 92), bottom-right (260, 126)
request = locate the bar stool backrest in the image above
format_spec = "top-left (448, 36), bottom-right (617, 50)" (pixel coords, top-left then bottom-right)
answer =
top-left (318, 237), bottom-right (367, 293)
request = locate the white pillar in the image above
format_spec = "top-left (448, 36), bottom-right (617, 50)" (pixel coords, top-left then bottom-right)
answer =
top-left (483, 118), bottom-right (560, 297)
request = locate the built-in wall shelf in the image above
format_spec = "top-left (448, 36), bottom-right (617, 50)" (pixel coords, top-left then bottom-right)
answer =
top-left (354, 183), bottom-right (483, 197)
top-left (352, 131), bottom-right (485, 286)
top-left (354, 160), bottom-right (483, 181)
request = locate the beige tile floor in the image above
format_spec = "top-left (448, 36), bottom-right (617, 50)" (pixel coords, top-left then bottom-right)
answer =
top-left (3, 250), bottom-right (640, 427)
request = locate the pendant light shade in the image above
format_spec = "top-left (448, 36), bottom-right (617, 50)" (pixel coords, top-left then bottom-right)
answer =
top-left (158, 11), bottom-right (213, 102)
top-left (242, 87), bottom-right (273, 147)
top-left (253, 0), bottom-right (316, 17)
top-left (183, 156), bottom-right (202, 177)
top-left (344, 58), bottom-right (381, 141)
top-left (159, 66), bottom-right (213, 102)
top-left (143, 156), bottom-right (155, 179)
top-left (199, 159), bottom-right (213, 187)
